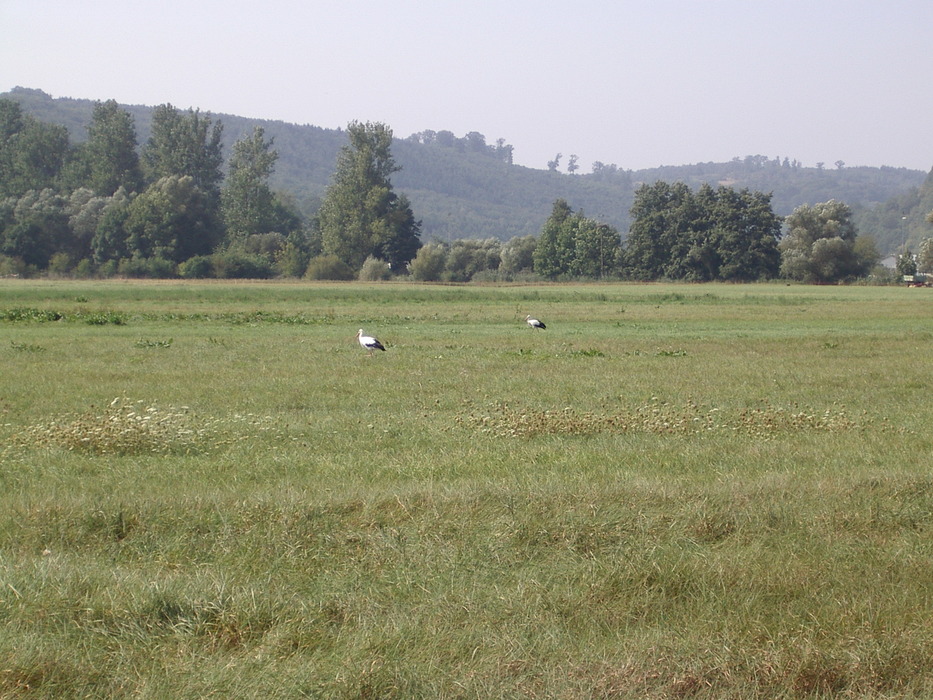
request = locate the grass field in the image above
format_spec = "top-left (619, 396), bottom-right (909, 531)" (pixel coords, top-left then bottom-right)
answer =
top-left (1, 279), bottom-right (932, 698)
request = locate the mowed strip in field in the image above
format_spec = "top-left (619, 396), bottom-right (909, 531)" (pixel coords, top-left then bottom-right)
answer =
top-left (1, 280), bottom-right (932, 698)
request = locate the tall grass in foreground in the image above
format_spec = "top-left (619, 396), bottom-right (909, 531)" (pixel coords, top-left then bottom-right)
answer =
top-left (1, 280), bottom-right (932, 698)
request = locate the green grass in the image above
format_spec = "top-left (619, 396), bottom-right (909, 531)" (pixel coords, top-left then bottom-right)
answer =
top-left (1, 279), bottom-right (932, 698)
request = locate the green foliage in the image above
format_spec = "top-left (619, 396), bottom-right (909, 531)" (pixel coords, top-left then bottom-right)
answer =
top-left (0, 98), bottom-right (70, 198)
top-left (444, 238), bottom-right (501, 281)
top-left (7, 89), bottom-right (931, 252)
top-left (569, 220), bottom-right (621, 278)
top-left (273, 240), bottom-right (310, 278)
top-left (408, 242), bottom-right (447, 281)
top-left (67, 188), bottom-right (108, 257)
top-left (358, 255), bottom-right (392, 281)
top-left (780, 200), bottom-right (874, 283)
top-left (1, 306), bottom-right (64, 321)
top-left (210, 249), bottom-right (275, 279)
top-left (852, 234), bottom-right (882, 273)
top-left (534, 199), bottom-right (621, 279)
top-left (499, 234), bottom-right (536, 274)
top-left (4, 88), bottom-right (930, 283)
top-left (625, 182), bottom-right (692, 280)
top-left (116, 256), bottom-right (177, 279)
top-left (84, 100), bottom-right (143, 196)
top-left (177, 255), bottom-right (214, 279)
top-left (0, 188), bottom-right (72, 268)
top-left (692, 184), bottom-right (782, 281)
top-left (47, 251), bottom-right (73, 275)
top-left (319, 121), bottom-right (421, 271)
top-left (853, 169), bottom-right (933, 255)
top-left (82, 310), bottom-right (128, 325)
top-left (124, 175), bottom-right (220, 262)
top-left (89, 187), bottom-right (134, 263)
top-left (135, 338), bottom-right (173, 348)
top-left (0, 95), bottom-right (294, 276)
top-left (220, 126), bottom-right (279, 242)
top-left (142, 104), bottom-right (224, 197)
top-left (73, 258), bottom-right (94, 278)
top-left (533, 199), bottom-right (574, 277)
top-left (917, 237), bottom-right (933, 273)
top-left (9, 339), bottom-right (46, 352)
top-left (303, 254), bottom-right (355, 280)
top-left (896, 250), bottom-right (917, 277)
top-left (625, 182), bottom-right (781, 281)
top-left (0, 254), bottom-right (31, 277)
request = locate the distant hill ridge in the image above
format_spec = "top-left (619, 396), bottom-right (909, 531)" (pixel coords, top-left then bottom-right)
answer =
top-left (4, 87), bottom-right (930, 253)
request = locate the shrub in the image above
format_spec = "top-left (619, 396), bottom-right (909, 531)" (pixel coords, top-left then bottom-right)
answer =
top-left (408, 243), bottom-right (447, 281)
top-left (212, 251), bottom-right (275, 279)
top-left (118, 257), bottom-right (178, 278)
top-left (47, 252), bottom-right (73, 276)
top-left (73, 258), bottom-right (95, 278)
top-left (304, 254), bottom-right (355, 281)
top-left (178, 255), bottom-right (215, 279)
top-left (96, 259), bottom-right (119, 278)
top-left (274, 242), bottom-right (309, 278)
top-left (358, 256), bottom-right (392, 281)
top-left (0, 255), bottom-right (32, 278)
top-left (443, 239), bottom-right (501, 282)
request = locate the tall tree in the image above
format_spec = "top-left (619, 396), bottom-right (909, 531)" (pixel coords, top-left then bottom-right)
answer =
top-left (318, 121), bottom-right (421, 271)
top-left (495, 138), bottom-right (514, 165)
top-left (567, 154), bottom-right (579, 175)
top-left (570, 220), bottom-right (621, 278)
top-left (143, 105), bottom-right (224, 198)
top-left (0, 189), bottom-right (70, 268)
top-left (691, 185), bottom-right (782, 281)
top-left (624, 181), bottom-right (696, 280)
top-left (533, 199), bottom-right (621, 278)
top-left (0, 99), bottom-right (70, 198)
top-left (917, 236), bottom-right (933, 273)
top-left (84, 100), bottom-right (143, 196)
top-left (90, 188), bottom-right (134, 264)
top-left (625, 182), bottom-right (781, 281)
top-left (533, 199), bottom-right (574, 278)
top-left (779, 200), bottom-right (872, 283)
top-left (124, 175), bottom-right (217, 262)
top-left (221, 126), bottom-right (278, 243)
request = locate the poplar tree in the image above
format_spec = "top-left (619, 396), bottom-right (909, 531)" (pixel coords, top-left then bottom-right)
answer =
top-left (84, 100), bottom-right (143, 196)
top-left (143, 104), bottom-right (224, 199)
top-left (0, 99), bottom-right (70, 198)
top-left (221, 126), bottom-right (278, 242)
top-left (318, 121), bottom-right (421, 271)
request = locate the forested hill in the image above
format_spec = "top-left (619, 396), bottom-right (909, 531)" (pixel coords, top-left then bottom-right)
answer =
top-left (5, 87), bottom-right (930, 253)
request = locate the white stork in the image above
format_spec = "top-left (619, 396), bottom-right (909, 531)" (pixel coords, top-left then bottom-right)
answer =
top-left (525, 315), bottom-right (546, 330)
top-left (357, 328), bottom-right (386, 356)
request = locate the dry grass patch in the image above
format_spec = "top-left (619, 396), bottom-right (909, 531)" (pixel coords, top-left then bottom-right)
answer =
top-left (7, 396), bottom-right (295, 455)
top-left (462, 398), bottom-right (871, 439)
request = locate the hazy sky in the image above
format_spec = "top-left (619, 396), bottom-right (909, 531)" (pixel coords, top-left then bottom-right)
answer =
top-left (3, 0), bottom-right (931, 172)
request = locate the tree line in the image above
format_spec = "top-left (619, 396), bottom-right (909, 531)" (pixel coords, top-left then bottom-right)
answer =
top-left (3, 96), bottom-right (930, 283)
top-left (405, 185), bottom-right (927, 285)
top-left (8, 88), bottom-right (931, 255)
top-left (0, 99), bottom-right (420, 279)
